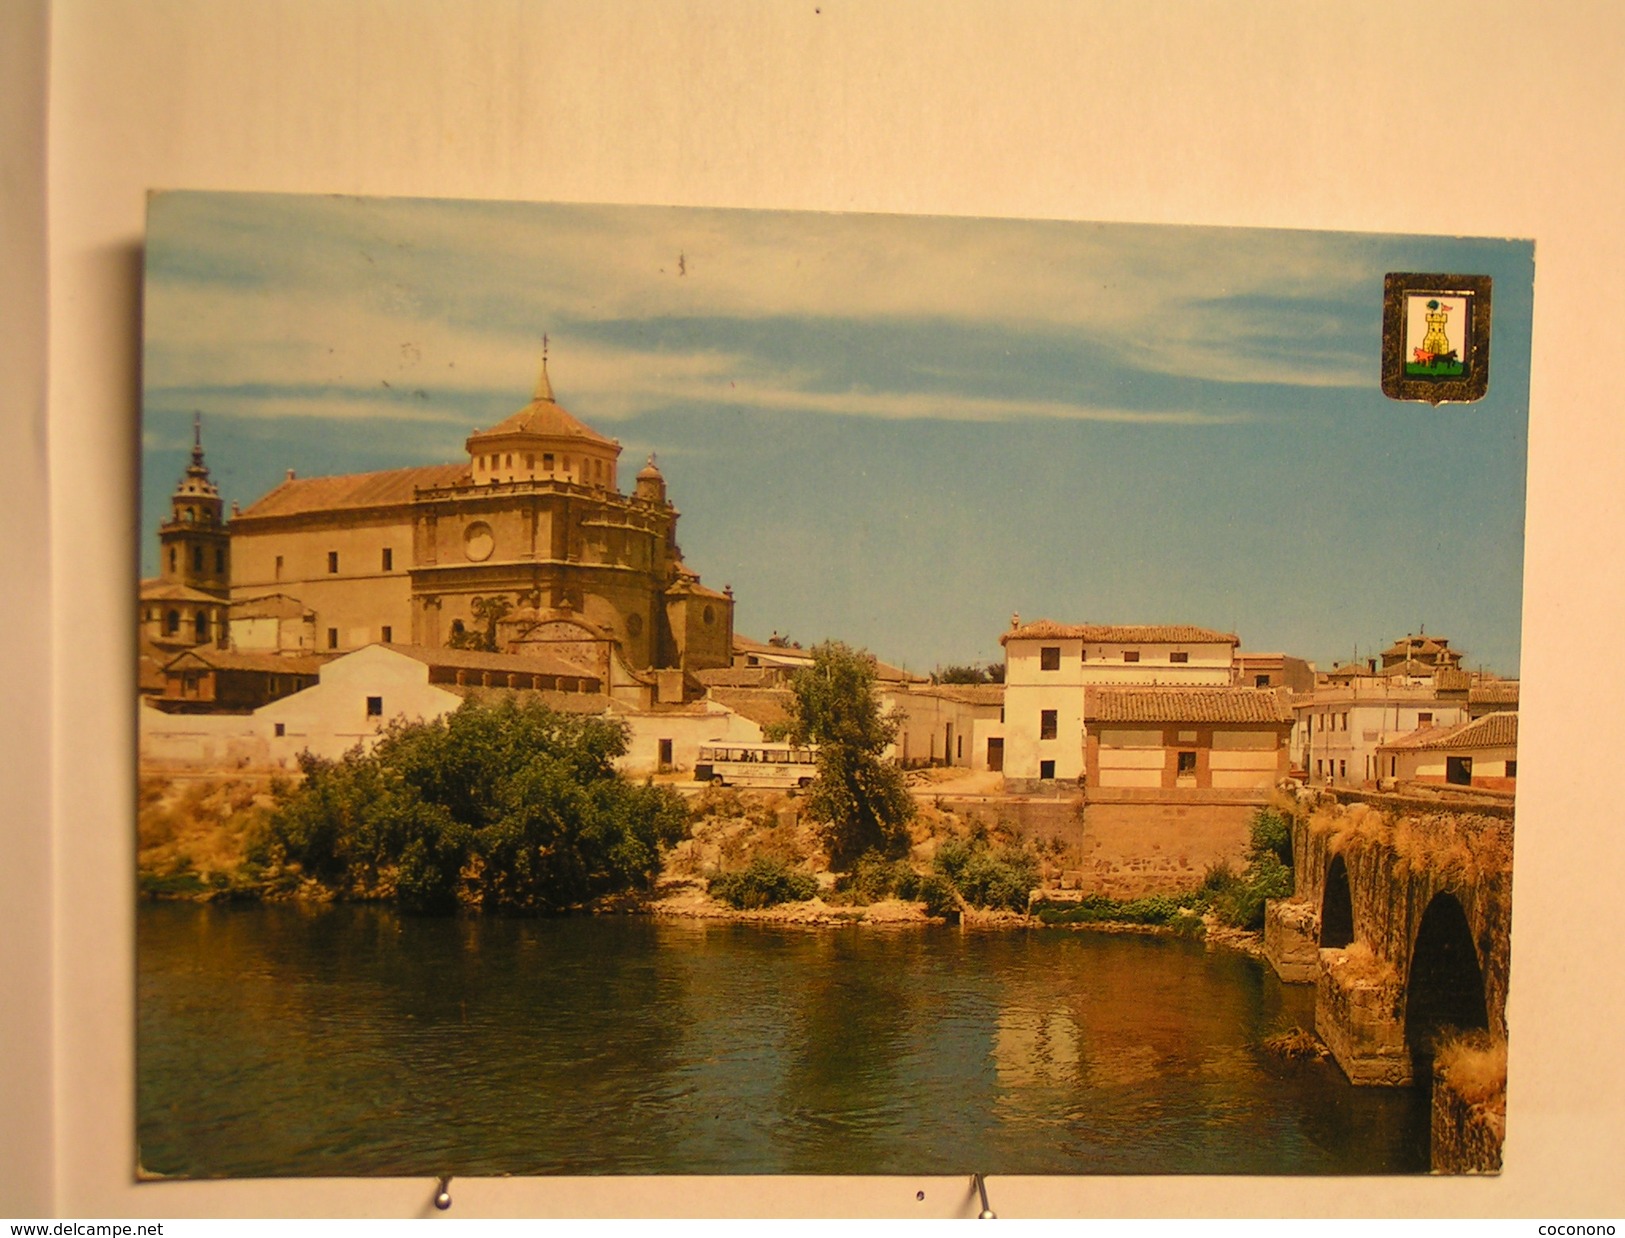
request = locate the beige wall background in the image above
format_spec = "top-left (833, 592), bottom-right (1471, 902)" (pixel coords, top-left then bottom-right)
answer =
top-left (5, 0), bottom-right (1623, 1218)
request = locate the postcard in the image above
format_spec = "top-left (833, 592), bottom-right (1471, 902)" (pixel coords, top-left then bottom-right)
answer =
top-left (135, 192), bottom-right (1531, 1179)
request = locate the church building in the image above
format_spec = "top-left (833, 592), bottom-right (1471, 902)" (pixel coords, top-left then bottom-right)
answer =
top-left (139, 415), bottom-right (232, 652)
top-left (223, 355), bottom-right (735, 688)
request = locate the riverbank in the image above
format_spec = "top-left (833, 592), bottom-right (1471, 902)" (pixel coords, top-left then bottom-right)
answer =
top-left (135, 769), bottom-right (1274, 956)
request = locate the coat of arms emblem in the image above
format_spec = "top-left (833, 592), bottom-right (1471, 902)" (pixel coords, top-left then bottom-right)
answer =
top-left (1382, 273), bottom-right (1492, 404)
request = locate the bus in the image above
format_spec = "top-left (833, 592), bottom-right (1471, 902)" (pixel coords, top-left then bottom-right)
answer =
top-left (694, 742), bottom-right (819, 790)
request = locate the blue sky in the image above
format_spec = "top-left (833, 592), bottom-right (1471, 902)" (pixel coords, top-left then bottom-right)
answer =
top-left (142, 193), bottom-right (1533, 676)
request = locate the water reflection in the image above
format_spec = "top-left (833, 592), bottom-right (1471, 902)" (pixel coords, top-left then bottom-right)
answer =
top-left (138, 905), bottom-right (1428, 1177)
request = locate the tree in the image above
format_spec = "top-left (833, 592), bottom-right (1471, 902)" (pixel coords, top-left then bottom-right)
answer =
top-left (446, 594), bottom-right (513, 651)
top-left (934, 661), bottom-right (1006, 685)
top-left (783, 642), bottom-right (915, 869)
top-left (263, 697), bottom-right (689, 913)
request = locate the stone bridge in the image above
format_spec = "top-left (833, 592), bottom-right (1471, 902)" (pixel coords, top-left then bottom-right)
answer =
top-left (1262, 790), bottom-right (1513, 1170)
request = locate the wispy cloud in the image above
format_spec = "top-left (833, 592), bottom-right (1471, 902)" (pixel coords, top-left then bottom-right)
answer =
top-left (145, 193), bottom-right (1392, 427)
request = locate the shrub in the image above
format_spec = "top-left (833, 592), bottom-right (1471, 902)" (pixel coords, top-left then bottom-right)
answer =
top-left (932, 836), bottom-right (1038, 911)
top-left (915, 873), bottom-right (960, 919)
top-left (1249, 808), bottom-right (1293, 867)
top-left (1212, 852), bottom-right (1293, 930)
top-left (845, 850), bottom-right (923, 902)
top-left (708, 856), bottom-right (820, 909)
top-left (1033, 892), bottom-right (1196, 926)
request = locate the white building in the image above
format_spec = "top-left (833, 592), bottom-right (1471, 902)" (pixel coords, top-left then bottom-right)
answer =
top-left (135, 644), bottom-right (763, 777)
top-left (998, 619), bottom-right (1239, 790)
top-left (1378, 711), bottom-right (1518, 793)
top-left (1293, 670), bottom-right (1473, 787)
top-left (882, 682), bottom-right (1005, 769)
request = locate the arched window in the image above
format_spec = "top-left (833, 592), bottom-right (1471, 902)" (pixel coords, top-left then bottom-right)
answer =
top-left (215, 547), bottom-right (225, 573)
top-left (195, 611), bottom-right (209, 641)
top-left (168, 547), bottom-right (177, 573)
top-left (165, 610), bottom-right (180, 636)
top-left (192, 545), bottom-right (203, 572)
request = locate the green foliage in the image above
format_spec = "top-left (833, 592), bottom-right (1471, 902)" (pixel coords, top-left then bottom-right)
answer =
top-left (834, 851), bottom-right (928, 902)
top-left (915, 873), bottom-right (960, 919)
top-left (1249, 809), bottom-right (1293, 867)
top-left (1035, 892), bottom-right (1197, 925)
top-left (1210, 852), bottom-right (1293, 931)
top-left (783, 642), bottom-right (916, 869)
top-left (1195, 812), bottom-right (1297, 930)
top-left (933, 662), bottom-right (1004, 685)
top-left (934, 835), bottom-right (1038, 911)
top-left (264, 697), bottom-right (689, 913)
top-left (708, 856), bottom-right (819, 909)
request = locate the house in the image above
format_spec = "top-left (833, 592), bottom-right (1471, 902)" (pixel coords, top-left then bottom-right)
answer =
top-left (250, 644), bottom-right (758, 776)
top-left (1378, 711), bottom-right (1518, 792)
top-left (883, 682), bottom-right (1005, 769)
top-left (154, 648), bottom-right (327, 713)
top-left (1293, 680), bottom-right (1471, 788)
top-left (255, 644), bottom-right (603, 762)
top-left (1083, 686), bottom-right (1294, 793)
top-left (1234, 651), bottom-right (1316, 693)
top-left (998, 617), bottom-right (1239, 790)
top-left (1468, 680), bottom-right (1520, 718)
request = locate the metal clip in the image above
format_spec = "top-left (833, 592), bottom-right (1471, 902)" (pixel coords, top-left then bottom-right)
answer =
top-left (973, 1173), bottom-right (996, 1219)
top-left (433, 1175), bottom-right (453, 1211)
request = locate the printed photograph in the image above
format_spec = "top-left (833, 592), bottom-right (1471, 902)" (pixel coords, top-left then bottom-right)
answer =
top-left (136, 192), bottom-right (1532, 1178)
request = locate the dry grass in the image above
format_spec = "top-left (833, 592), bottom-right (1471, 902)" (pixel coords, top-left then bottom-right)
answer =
top-left (1313, 801), bottom-right (1512, 886)
top-left (667, 787), bottom-right (823, 878)
top-left (137, 773), bottom-right (276, 879)
top-left (1435, 1031), bottom-right (1508, 1110)
top-left (1326, 940), bottom-right (1398, 986)
top-left (1261, 1025), bottom-right (1328, 1061)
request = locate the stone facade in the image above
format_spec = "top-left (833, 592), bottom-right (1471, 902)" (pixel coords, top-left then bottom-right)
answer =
top-left (225, 359), bottom-right (734, 678)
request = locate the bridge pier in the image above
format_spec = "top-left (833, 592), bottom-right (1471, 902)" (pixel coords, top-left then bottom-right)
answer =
top-left (1315, 947), bottom-right (1413, 1086)
top-left (1262, 898), bottom-right (1319, 983)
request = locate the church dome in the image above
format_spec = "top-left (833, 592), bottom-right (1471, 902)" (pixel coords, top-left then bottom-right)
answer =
top-left (465, 350), bottom-right (621, 489)
top-left (634, 454), bottom-right (667, 502)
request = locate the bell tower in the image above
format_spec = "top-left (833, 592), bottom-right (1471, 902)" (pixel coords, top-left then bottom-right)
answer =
top-left (158, 414), bottom-right (230, 593)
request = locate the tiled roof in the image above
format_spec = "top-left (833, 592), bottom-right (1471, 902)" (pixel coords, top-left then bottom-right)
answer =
top-left (694, 666), bottom-right (783, 688)
top-left (444, 686), bottom-right (621, 714)
top-left (162, 648), bottom-right (330, 675)
top-left (1379, 658), bottom-right (1444, 678)
top-left (1469, 681), bottom-right (1520, 706)
top-left (731, 635), bottom-right (925, 683)
top-left (138, 580), bottom-right (230, 604)
top-left (1384, 635), bottom-right (1451, 656)
top-left (1001, 620), bottom-right (1237, 646)
top-left (705, 687), bottom-right (794, 730)
top-left (1382, 711), bottom-right (1518, 751)
top-left (467, 395), bottom-right (614, 448)
top-left (233, 463), bottom-right (470, 520)
top-left (1085, 687), bottom-right (1294, 724)
top-left (665, 578), bottom-right (733, 602)
top-left (385, 643), bottom-right (601, 683)
top-left (903, 683), bottom-right (1006, 706)
top-left (229, 592), bottom-right (312, 619)
top-left (734, 633), bottom-right (809, 656)
top-left (1325, 662), bottom-right (1377, 679)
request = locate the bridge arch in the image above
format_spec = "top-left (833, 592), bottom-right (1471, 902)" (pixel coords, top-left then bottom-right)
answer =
top-left (1404, 891), bottom-right (1489, 1080)
top-left (1320, 853), bottom-right (1355, 948)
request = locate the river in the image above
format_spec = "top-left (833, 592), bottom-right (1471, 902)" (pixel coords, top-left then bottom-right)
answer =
top-left (137, 902), bottom-right (1429, 1177)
